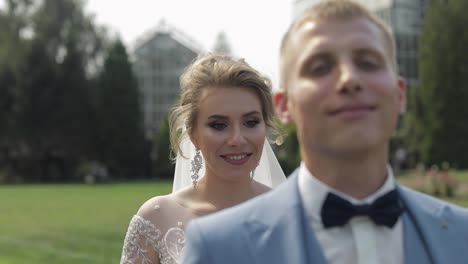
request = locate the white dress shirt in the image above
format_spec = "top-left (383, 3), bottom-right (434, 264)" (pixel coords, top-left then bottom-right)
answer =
top-left (298, 162), bottom-right (404, 264)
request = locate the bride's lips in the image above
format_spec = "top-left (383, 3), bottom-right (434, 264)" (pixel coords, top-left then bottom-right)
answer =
top-left (220, 153), bottom-right (252, 165)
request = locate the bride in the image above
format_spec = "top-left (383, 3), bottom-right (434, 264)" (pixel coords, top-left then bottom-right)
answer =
top-left (120, 53), bottom-right (286, 264)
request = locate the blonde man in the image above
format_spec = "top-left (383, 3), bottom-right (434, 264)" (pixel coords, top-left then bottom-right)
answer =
top-left (183, 1), bottom-right (468, 263)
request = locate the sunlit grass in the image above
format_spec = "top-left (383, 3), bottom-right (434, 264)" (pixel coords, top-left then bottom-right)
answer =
top-left (396, 169), bottom-right (468, 207)
top-left (0, 172), bottom-right (466, 264)
top-left (0, 181), bottom-right (172, 264)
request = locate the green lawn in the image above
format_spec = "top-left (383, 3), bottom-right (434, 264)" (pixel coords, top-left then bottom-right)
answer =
top-left (0, 181), bottom-right (172, 264)
top-left (0, 176), bottom-right (466, 264)
top-left (444, 198), bottom-right (468, 207)
top-left (396, 169), bottom-right (468, 207)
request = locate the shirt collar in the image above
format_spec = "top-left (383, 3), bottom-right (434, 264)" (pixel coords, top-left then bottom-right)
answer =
top-left (298, 162), bottom-right (396, 224)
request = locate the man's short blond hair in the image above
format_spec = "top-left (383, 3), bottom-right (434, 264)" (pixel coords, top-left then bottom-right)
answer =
top-left (280, 0), bottom-right (397, 89)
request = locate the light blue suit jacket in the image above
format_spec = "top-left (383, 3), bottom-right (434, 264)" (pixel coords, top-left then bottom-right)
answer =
top-left (183, 172), bottom-right (468, 264)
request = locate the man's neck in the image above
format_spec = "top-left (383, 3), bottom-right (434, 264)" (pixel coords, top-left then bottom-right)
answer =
top-left (303, 148), bottom-right (389, 199)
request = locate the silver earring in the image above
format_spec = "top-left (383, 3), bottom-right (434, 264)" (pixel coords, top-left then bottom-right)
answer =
top-left (191, 149), bottom-right (203, 188)
top-left (250, 162), bottom-right (259, 181)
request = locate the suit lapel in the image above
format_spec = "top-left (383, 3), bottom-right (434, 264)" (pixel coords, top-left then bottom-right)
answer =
top-left (402, 211), bottom-right (432, 263)
top-left (398, 185), bottom-right (468, 263)
top-left (244, 173), bottom-right (327, 264)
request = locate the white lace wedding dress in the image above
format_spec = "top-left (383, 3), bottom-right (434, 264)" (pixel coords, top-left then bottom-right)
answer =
top-left (120, 194), bottom-right (203, 264)
top-left (120, 139), bottom-right (286, 263)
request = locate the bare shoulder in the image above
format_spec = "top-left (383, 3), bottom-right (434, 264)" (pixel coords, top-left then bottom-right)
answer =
top-left (136, 193), bottom-right (178, 223)
top-left (171, 185), bottom-right (196, 205)
top-left (252, 180), bottom-right (272, 196)
top-left (135, 188), bottom-right (201, 227)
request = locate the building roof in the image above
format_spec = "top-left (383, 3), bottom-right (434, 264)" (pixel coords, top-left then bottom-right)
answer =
top-left (131, 20), bottom-right (204, 54)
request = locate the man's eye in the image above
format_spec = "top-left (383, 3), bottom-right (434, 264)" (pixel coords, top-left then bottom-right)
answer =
top-left (307, 60), bottom-right (333, 77)
top-left (355, 53), bottom-right (382, 71)
top-left (245, 120), bottom-right (260, 128)
top-left (312, 64), bottom-right (331, 75)
top-left (357, 59), bottom-right (380, 71)
top-left (208, 122), bottom-right (227, 130)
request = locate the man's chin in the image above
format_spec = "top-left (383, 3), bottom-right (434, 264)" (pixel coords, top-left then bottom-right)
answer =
top-left (307, 140), bottom-right (379, 159)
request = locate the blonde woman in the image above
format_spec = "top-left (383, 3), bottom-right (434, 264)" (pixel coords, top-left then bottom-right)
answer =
top-left (120, 53), bottom-right (285, 264)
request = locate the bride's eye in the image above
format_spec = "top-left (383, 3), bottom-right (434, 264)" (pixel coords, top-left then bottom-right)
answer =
top-left (208, 122), bottom-right (227, 130)
top-left (245, 119), bottom-right (260, 128)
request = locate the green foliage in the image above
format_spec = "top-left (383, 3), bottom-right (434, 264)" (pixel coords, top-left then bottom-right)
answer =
top-left (0, 67), bottom-right (17, 136)
top-left (397, 168), bottom-right (468, 201)
top-left (276, 124), bottom-right (301, 176)
top-left (0, 0), bottom-right (109, 182)
top-left (401, 85), bottom-right (426, 167)
top-left (0, 1), bottom-right (30, 138)
top-left (97, 39), bottom-right (150, 179)
top-left (31, 0), bottom-right (106, 75)
top-left (408, 0), bottom-right (468, 168)
top-left (153, 117), bottom-right (175, 179)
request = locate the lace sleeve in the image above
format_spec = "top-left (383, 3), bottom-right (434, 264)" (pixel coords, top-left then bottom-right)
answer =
top-left (120, 215), bottom-right (162, 264)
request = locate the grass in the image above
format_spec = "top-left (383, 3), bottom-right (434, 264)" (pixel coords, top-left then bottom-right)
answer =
top-left (0, 181), bottom-right (172, 264)
top-left (396, 169), bottom-right (468, 207)
top-left (443, 198), bottom-right (468, 207)
top-left (0, 172), bottom-right (466, 264)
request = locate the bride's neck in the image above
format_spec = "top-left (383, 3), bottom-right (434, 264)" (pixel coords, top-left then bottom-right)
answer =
top-left (195, 175), bottom-right (254, 211)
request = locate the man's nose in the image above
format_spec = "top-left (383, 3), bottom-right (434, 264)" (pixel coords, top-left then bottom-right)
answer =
top-left (337, 61), bottom-right (362, 94)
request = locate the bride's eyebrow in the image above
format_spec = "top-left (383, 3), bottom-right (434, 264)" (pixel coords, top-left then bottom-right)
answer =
top-left (207, 115), bottom-right (228, 120)
top-left (243, 111), bottom-right (261, 117)
top-left (207, 111), bottom-right (261, 120)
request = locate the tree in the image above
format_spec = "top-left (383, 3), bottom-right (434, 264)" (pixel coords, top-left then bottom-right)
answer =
top-left (153, 117), bottom-right (175, 179)
top-left (0, 63), bottom-right (17, 141)
top-left (0, 0), bottom-right (108, 182)
top-left (0, 0), bottom-right (36, 182)
top-left (0, 0), bottom-right (33, 138)
top-left (97, 39), bottom-right (149, 179)
top-left (276, 124), bottom-right (300, 176)
top-left (415, 0), bottom-right (468, 167)
top-left (15, 39), bottom-right (64, 182)
top-left (212, 31), bottom-right (232, 55)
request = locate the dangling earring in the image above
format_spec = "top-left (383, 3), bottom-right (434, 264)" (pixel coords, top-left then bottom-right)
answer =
top-left (250, 168), bottom-right (255, 181)
top-left (250, 162), bottom-right (259, 181)
top-left (250, 161), bottom-right (260, 181)
top-left (191, 149), bottom-right (203, 188)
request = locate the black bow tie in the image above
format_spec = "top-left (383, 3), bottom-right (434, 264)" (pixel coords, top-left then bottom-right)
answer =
top-left (320, 189), bottom-right (403, 229)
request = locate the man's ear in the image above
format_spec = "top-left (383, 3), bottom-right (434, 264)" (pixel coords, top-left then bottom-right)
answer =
top-left (397, 78), bottom-right (407, 114)
top-left (274, 89), bottom-right (293, 124)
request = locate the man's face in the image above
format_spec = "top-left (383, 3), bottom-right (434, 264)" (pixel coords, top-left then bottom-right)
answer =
top-left (275, 17), bottom-right (406, 160)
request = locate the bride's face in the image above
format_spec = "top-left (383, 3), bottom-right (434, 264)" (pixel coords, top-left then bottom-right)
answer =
top-left (190, 86), bottom-right (267, 182)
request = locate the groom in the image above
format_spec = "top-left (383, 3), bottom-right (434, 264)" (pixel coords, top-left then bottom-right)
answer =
top-left (183, 0), bottom-right (468, 263)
